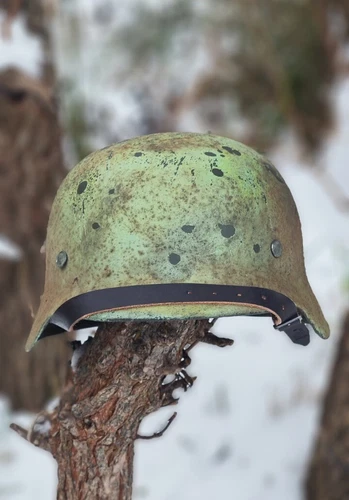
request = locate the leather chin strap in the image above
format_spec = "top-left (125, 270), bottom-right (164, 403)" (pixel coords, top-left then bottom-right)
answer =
top-left (41, 283), bottom-right (310, 346)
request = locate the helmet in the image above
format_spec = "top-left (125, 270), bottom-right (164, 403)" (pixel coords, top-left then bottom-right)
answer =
top-left (25, 132), bottom-right (329, 351)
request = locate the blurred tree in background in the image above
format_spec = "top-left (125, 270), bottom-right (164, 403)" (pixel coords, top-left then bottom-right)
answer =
top-left (306, 311), bottom-right (349, 500)
top-left (56, 0), bottom-right (349, 159)
top-left (0, 0), bottom-right (70, 411)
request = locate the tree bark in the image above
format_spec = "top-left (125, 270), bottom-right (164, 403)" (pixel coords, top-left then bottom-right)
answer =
top-left (0, 0), bottom-right (70, 411)
top-left (11, 320), bottom-right (233, 499)
top-left (306, 311), bottom-right (349, 500)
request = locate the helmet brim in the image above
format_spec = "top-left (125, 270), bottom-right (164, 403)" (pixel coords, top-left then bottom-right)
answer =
top-left (25, 283), bottom-right (329, 351)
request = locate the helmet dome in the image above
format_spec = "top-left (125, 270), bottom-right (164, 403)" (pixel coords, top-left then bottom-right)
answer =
top-left (26, 132), bottom-right (329, 350)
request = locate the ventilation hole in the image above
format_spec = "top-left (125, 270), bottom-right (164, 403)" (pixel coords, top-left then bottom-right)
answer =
top-left (271, 240), bottom-right (282, 258)
top-left (56, 251), bottom-right (68, 269)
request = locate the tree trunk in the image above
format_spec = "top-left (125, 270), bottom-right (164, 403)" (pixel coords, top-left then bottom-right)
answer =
top-left (306, 311), bottom-right (349, 500)
top-left (11, 320), bottom-right (233, 499)
top-left (0, 0), bottom-right (70, 411)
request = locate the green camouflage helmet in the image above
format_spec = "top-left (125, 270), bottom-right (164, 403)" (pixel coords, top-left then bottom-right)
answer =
top-left (26, 132), bottom-right (329, 351)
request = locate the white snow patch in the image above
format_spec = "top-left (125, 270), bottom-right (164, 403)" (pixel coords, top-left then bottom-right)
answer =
top-left (71, 343), bottom-right (87, 372)
top-left (0, 235), bottom-right (22, 260)
top-left (0, 403), bottom-right (57, 500)
top-left (0, 13), bottom-right (43, 76)
top-left (45, 397), bottom-right (60, 413)
top-left (33, 418), bottom-right (51, 436)
top-left (75, 327), bottom-right (97, 344)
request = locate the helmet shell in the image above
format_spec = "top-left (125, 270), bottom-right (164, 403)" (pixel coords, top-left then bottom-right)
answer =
top-left (26, 132), bottom-right (329, 350)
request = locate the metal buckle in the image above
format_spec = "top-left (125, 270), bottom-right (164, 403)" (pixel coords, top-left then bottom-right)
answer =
top-left (274, 315), bottom-right (310, 346)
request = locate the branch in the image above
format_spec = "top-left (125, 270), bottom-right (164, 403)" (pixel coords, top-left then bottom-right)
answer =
top-left (136, 412), bottom-right (177, 440)
top-left (201, 330), bottom-right (234, 348)
top-left (11, 319), bottom-right (234, 499)
top-left (10, 423), bottom-right (28, 440)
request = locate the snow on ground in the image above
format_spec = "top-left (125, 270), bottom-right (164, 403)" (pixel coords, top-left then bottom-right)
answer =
top-left (0, 399), bottom-right (56, 500)
top-left (0, 12), bottom-right (43, 77)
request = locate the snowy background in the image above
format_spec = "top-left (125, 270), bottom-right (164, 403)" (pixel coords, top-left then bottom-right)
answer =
top-left (0, 2), bottom-right (348, 499)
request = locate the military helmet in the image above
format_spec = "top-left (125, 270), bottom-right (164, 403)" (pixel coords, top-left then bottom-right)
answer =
top-left (25, 132), bottom-right (329, 351)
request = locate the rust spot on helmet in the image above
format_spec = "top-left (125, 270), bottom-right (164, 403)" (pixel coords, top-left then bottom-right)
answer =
top-left (104, 266), bottom-right (112, 277)
top-left (134, 152), bottom-right (143, 157)
top-left (205, 152), bottom-right (217, 157)
top-left (92, 222), bottom-right (101, 230)
top-left (253, 244), bottom-right (261, 253)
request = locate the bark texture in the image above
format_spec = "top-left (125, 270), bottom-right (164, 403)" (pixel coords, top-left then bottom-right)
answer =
top-left (306, 311), bottom-right (349, 500)
top-left (0, 0), bottom-right (70, 411)
top-left (11, 320), bottom-right (233, 499)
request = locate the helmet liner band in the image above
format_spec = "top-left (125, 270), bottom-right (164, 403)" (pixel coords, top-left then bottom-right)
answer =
top-left (43, 283), bottom-right (310, 346)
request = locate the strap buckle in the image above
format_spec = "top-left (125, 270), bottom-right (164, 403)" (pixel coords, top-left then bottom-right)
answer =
top-left (274, 315), bottom-right (310, 346)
